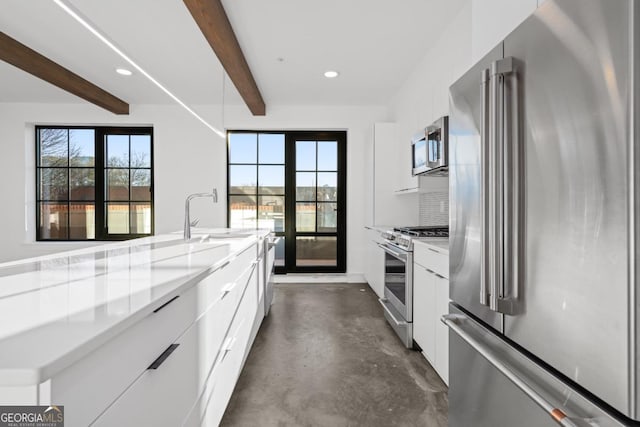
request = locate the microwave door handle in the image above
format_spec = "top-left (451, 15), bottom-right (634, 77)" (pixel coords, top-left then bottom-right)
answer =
top-left (480, 68), bottom-right (491, 307)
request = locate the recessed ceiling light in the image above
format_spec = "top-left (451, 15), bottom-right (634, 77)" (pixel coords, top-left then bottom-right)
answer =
top-left (324, 70), bottom-right (339, 78)
top-left (116, 68), bottom-right (132, 76)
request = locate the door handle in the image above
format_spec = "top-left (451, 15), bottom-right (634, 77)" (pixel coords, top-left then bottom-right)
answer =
top-left (480, 68), bottom-right (491, 307)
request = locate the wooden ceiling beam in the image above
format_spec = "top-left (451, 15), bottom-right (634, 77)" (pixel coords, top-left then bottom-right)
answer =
top-left (0, 31), bottom-right (129, 115)
top-left (183, 0), bottom-right (266, 116)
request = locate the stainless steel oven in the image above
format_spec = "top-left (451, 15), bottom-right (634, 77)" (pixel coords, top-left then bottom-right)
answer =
top-left (377, 242), bottom-right (413, 348)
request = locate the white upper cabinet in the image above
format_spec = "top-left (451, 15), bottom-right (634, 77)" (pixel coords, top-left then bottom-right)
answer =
top-left (471, 0), bottom-right (539, 62)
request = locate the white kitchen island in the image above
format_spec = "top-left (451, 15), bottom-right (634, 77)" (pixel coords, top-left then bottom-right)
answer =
top-left (0, 228), bottom-right (273, 426)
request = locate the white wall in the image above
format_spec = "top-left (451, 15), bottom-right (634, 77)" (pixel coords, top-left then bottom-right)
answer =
top-left (0, 101), bottom-right (387, 280)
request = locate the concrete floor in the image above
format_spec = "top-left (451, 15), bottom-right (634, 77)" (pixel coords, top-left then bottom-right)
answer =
top-left (220, 283), bottom-right (448, 427)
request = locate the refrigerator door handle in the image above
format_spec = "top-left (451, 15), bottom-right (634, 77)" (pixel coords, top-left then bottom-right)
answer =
top-left (490, 57), bottom-right (518, 315)
top-left (480, 68), bottom-right (491, 307)
top-left (442, 314), bottom-right (584, 427)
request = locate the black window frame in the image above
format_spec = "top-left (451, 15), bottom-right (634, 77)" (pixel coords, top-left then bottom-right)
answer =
top-left (35, 125), bottom-right (154, 242)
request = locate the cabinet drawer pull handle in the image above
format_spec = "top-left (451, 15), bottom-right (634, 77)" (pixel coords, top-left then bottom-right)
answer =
top-left (425, 268), bottom-right (435, 274)
top-left (427, 248), bottom-right (441, 254)
top-left (220, 336), bottom-right (237, 361)
top-left (148, 344), bottom-right (180, 370)
top-left (221, 282), bottom-right (238, 298)
top-left (153, 295), bottom-right (180, 313)
top-left (435, 273), bottom-right (446, 279)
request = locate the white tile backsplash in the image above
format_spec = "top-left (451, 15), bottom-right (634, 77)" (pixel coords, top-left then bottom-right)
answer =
top-left (419, 191), bottom-right (449, 226)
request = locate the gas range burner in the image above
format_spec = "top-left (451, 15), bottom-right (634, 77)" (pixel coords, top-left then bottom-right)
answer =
top-left (394, 226), bottom-right (449, 238)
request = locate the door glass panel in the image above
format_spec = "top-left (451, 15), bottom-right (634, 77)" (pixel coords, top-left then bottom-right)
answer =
top-left (296, 141), bottom-right (316, 170)
top-left (296, 203), bottom-right (315, 232)
top-left (69, 129), bottom-right (95, 166)
top-left (317, 203), bottom-right (337, 232)
top-left (317, 172), bottom-right (337, 201)
top-left (229, 165), bottom-right (257, 195)
top-left (229, 133), bottom-right (257, 163)
top-left (258, 133), bottom-right (284, 164)
top-left (274, 236), bottom-right (285, 267)
top-left (106, 135), bottom-right (129, 167)
top-left (258, 165), bottom-right (284, 195)
top-left (258, 196), bottom-right (285, 232)
top-left (296, 172), bottom-right (316, 201)
top-left (106, 203), bottom-right (129, 234)
top-left (317, 141), bottom-right (337, 170)
top-left (296, 236), bottom-right (337, 266)
top-left (229, 195), bottom-right (257, 229)
top-left (70, 203), bottom-right (95, 239)
top-left (39, 203), bottom-right (69, 239)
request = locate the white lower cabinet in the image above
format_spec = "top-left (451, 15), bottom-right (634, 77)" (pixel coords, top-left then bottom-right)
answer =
top-left (93, 257), bottom-right (260, 426)
top-left (413, 264), bottom-right (436, 363)
top-left (412, 242), bottom-right (449, 385)
top-left (364, 228), bottom-right (385, 298)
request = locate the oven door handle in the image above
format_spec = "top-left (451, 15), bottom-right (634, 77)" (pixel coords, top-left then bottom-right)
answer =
top-left (376, 242), bottom-right (407, 261)
top-left (379, 298), bottom-right (407, 327)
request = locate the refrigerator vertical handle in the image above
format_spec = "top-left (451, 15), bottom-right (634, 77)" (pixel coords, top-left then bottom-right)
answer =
top-left (489, 57), bottom-right (518, 315)
top-left (480, 68), bottom-right (491, 307)
top-left (489, 60), bottom-right (504, 313)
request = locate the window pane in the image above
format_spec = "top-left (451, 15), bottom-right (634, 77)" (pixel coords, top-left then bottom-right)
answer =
top-left (131, 203), bottom-right (152, 234)
top-left (229, 195), bottom-right (257, 229)
top-left (39, 129), bottom-right (68, 167)
top-left (274, 236), bottom-right (285, 267)
top-left (296, 141), bottom-right (316, 170)
top-left (317, 172), bottom-right (337, 201)
top-left (69, 129), bottom-right (95, 166)
top-left (70, 203), bottom-right (95, 239)
top-left (258, 195), bottom-right (284, 232)
top-left (296, 236), bottom-right (337, 266)
top-left (258, 133), bottom-right (284, 164)
top-left (317, 141), bottom-right (337, 170)
top-left (107, 169), bottom-right (130, 201)
top-left (40, 169), bottom-right (68, 200)
top-left (296, 202), bottom-right (316, 232)
top-left (318, 203), bottom-right (337, 232)
top-left (258, 165), bottom-right (284, 195)
top-left (229, 133), bottom-right (257, 163)
top-left (131, 169), bottom-right (151, 201)
top-left (229, 165), bottom-right (256, 195)
top-left (69, 168), bottom-right (95, 200)
top-left (39, 203), bottom-right (68, 239)
top-left (107, 203), bottom-right (130, 234)
top-left (130, 135), bottom-right (151, 167)
top-left (106, 134), bottom-right (129, 167)
top-left (296, 172), bottom-right (316, 201)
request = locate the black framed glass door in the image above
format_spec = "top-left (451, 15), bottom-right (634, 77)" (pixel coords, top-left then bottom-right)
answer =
top-left (285, 131), bottom-right (346, 273)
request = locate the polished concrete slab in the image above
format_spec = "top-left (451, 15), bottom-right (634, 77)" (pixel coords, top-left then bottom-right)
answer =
top-left (221, 283), bottom-right (448, 427)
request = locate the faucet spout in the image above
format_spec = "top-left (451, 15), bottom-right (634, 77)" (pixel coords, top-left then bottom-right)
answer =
top-left (184, 188), bottom-right (218, 240)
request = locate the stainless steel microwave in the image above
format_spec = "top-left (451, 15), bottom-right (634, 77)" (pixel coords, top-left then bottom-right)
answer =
top-left (411, 116), bottom-right (448, 176)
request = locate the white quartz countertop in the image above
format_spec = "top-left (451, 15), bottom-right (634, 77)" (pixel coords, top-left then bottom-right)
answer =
top-left (413, 237), bottom-right (449, 254)
top-left (0, 228), bottom-right (267, 386)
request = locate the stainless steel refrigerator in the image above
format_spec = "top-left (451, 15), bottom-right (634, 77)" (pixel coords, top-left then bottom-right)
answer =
top-left (447, 0), bottom-right (638, 425)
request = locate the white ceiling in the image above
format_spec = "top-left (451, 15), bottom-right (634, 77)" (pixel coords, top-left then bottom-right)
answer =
top-left (0, 0), bottom-right (466, 111)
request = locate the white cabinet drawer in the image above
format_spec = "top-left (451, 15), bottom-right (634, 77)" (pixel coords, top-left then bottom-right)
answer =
top-left (414, 244), bottom-right (449, 279)
top-left (93, 259), bottom-right (259, 427)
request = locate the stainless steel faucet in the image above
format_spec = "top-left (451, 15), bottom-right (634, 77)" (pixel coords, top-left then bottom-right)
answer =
top-left (184, 189), bottom-right (218, 240)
